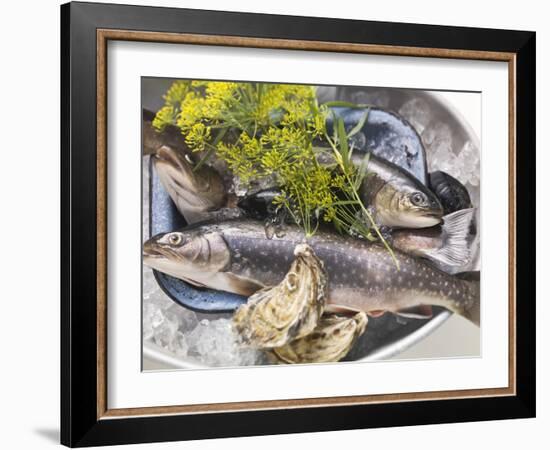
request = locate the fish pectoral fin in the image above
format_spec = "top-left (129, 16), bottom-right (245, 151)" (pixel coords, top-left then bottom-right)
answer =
top-left (394, 305), bottom-right (433, 320)
top-left (223, 273), bottom-right (265, 297)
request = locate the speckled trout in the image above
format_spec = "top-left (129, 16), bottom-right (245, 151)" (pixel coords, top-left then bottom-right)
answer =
top-left (143, 219), bottom-right (480, 325)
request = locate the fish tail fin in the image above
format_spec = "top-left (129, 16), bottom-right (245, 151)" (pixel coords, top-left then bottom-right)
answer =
top-left (428, 208), bottom-right (476, 268)
top-left (456, 271), bottom-right (480, 326)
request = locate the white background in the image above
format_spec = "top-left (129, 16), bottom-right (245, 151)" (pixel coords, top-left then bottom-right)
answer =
top-left (0, 0), bottom-right (546, 449)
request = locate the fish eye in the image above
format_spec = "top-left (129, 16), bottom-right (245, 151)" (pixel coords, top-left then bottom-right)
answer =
top-left (168, 233), bottom-right (184, 246)
top-left (410, 192), bottom-right (427, 206)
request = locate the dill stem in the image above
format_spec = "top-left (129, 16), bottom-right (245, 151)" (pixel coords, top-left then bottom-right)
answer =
top-left (325, 131), bottom-right (400, 270)
top-left (343, 171), bottom-right (400, 270)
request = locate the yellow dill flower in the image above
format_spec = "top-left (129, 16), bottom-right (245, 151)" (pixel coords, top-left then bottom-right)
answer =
top-left (216, 139), bottom-right (260, 183)
top-left (163, 80), bottom-right (190, 106)
top-left (260, 126), bottom-right (309, 155)
top-left (184, 122), bottom-right (211, 151)
top-left (254, 85), bottom-right (286, 124)
top-left (260, 149), bottom-right (289, 175)
top-left (205, 81), bottom-right (238, 99)
top-left (203, 82), bottom-right (238, 119)
top-left (177, 92), bottom-right (205, 129)
top-left (152, 105), bottom-right (178, 131)
top-left (239, 132), bottom-right (263, 160)
top-left (308, 107), bottom-right (327, 137)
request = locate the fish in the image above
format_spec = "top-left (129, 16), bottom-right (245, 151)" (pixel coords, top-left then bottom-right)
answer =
top-left (152, 145), bottom-right (227, 224)
top-left (143, 219), bottom-right (480, 325)
top-left (429, 171), bottom-right (473, 215)
top-left (237, 153), bottom-right (443, 229)
top-left (392, 208), bottom-right (477, 273)
top-left (354, 153), bottom-right (443, 228)
top-left (143, 109), bottom-right (189, 156)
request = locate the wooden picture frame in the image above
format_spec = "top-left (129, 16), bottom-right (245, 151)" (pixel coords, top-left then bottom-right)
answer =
top-left (61, 1), bottom-right (535, 446)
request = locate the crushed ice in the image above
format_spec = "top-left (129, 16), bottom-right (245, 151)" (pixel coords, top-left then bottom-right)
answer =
top-left (142, 157), bottom-right (266, 367)
top-left (143, 266), bottom-right (266, 366)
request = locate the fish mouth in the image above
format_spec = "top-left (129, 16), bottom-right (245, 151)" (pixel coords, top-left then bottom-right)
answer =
top-left (399, 212), bottom-right (442, 228)
top-left (419, 214), bottom-right (443, 225)
top-left (419, 203), bottom-right (444, 221)
top-left (143, 241), bottom-right (166, 259)
top-left (153, 146), bottom-right (193, 174)
top-left (424, 211), bottom-right (443, 220)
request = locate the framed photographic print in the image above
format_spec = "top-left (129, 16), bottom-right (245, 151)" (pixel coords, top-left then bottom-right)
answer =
top-left (61, 1), bottom-right (536, 447)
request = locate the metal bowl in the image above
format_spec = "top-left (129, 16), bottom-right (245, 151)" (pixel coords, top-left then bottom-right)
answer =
top-left (142, 83), bottom-right (480, 369)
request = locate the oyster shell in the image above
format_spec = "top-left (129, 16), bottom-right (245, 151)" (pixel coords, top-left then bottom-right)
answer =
top-left (232, 244), bottom-right (327, 348)
top-left (273, 312), bottom-right (368, 364)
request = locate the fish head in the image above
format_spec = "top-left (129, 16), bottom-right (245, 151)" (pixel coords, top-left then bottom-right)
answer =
top-left (152, 146), bottom-right (226, 221)
top-left (375, 180), bottom-right (443, 229)
top-left (143, 226), bottom-right (230, 286)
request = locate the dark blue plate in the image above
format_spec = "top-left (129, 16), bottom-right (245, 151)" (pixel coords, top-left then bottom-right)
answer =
top-left (326, 106), bottom-right (428, 185)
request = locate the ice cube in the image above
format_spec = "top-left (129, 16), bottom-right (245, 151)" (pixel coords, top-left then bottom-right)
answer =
top-left (349, 90), bottom-right (391, 108)
top-left (315, 85), bottom-right (339, 104)
top-left (153, 310), bottom-right (179, 345)
top-left (422, 122), bottom-right (453, 150)
top-left (143, 303), bottom-right (161, 341)
top-left (460, 141), bottom-right (479, 165)
top-left (398, 98), bottom-right (432, 134)
top-left (184, 318), bottom-right (267, 366)
top-left (174, 307), bottom-right (198, 332)
top-left (173, 332), bottom-right (189, 357)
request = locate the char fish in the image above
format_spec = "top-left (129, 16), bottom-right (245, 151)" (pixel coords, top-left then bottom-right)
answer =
top-left (352, 153), bottom-right (442, 228)
top-left (238, 153), bottom-right (443, 229)
top-left (152, 146), bottom-right (228, 224)
top-left (143, 219), bottom-right (480, 325)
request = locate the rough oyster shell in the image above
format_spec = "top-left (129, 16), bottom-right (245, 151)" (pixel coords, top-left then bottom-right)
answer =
top-left (273, 312), bottom-right (368, 364)
top-left (232, 244), bottom-right (327, 348)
